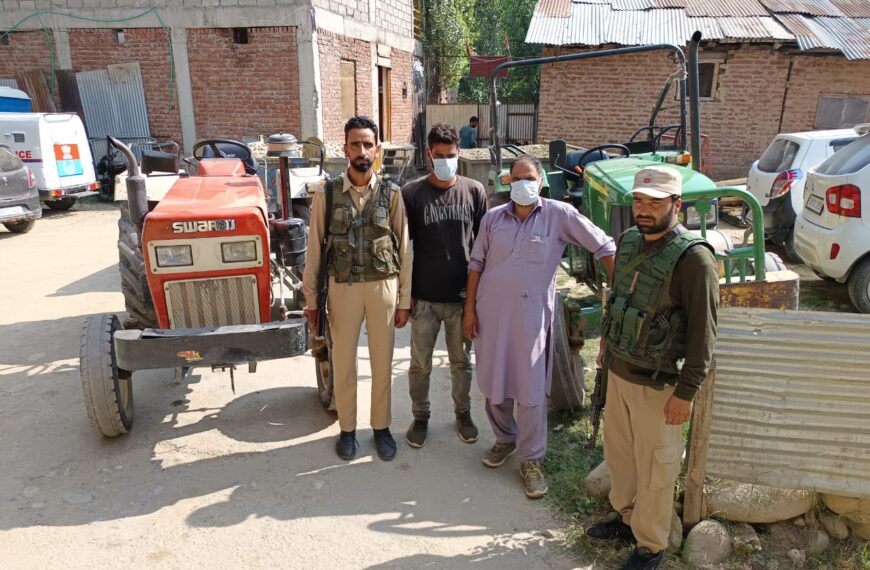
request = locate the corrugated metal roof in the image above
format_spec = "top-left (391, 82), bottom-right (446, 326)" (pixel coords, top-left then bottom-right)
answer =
top-left (536, 0), bottom-right (573, 18)
top-left (774, 13), bottom-right (870, 59)
top-left (611, 0), bottom-right (654, 10)
top-left (526, 0), bottom-right (868, 59)
top-left (685, 0), bottom-right (769, 17)
top-left (828, 0), bottom-right (870, 18)
top-left (760, 0), bottom-right (841, 16)
top-left (706, 308), bottom-right (870, 497)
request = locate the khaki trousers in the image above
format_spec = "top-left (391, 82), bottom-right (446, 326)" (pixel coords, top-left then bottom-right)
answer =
top-left (327, 276), bottom-right (398, 432)
top-left (603, 369), bottom-right (684, 553)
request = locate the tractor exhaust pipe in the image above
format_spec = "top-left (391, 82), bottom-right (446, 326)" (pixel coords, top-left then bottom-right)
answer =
top-left (108, 136), bottom-right (148, 238)
top-left (688, 31), bottom-right (702, 173)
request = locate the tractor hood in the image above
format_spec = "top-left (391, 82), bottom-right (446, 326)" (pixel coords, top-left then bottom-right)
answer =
top-left (585, 158), bottom-right (716, 205)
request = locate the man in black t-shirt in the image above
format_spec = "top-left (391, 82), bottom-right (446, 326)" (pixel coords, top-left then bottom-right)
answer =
top-left (401, 123), bottom-right (488, 448)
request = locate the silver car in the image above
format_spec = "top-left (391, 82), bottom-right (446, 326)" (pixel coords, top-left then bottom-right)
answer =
top-left (0, 144), bottom-right (41, 234)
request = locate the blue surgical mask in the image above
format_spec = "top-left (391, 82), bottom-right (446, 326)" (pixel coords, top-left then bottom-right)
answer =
top-left (432, 157), bottom-right (458, 181)
top-left (510, 179), bottom-right (540, 206)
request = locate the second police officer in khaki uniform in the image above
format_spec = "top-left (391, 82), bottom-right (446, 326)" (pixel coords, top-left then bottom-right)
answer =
top-left (302, 116), bottom-right (412, 462)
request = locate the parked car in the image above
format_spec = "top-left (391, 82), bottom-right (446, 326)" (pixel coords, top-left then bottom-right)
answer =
top-left (0, 112), bottom-right (100, 210)
top-left (0, 144), bottom-right (40, 234)
top-left (794, 124), bottom-right (870, 313)
top-left (747, 129), bottom-right (857, 261)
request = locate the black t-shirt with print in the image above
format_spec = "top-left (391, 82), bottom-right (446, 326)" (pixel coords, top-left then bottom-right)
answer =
top-left (401, 175), bottom-right (488, 303)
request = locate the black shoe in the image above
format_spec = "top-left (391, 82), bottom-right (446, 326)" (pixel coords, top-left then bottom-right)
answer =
top-left (406, 418), bottom-right (428, 448)
top-left (336, 430), bottom-right (357, 460)
top-left (586, 513), bottom-right (636, 541)
top-left (456, 410), bottom-right (478, 443)
top-left (373, 428), bottom-right (397, 461)
top-left (621, 547), bottom-right (664, 570)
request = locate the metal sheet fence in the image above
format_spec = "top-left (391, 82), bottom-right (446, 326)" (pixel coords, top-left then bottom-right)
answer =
top-left (77, 62), bottom-right (151, 164)
top-left (706, 307), bottom-right (870, 496)
top-left (425, 103), bottom-right (538, 149)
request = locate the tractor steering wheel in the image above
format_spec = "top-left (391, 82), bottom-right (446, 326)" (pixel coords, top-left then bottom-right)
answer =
top-left (576, 144), bottom-right (631, 166)
top-left (192, 138), bottom-right (258, 175)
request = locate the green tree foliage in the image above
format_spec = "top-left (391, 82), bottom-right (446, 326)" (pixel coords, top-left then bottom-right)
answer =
top-left (424, 0), bottom-right (542, 103)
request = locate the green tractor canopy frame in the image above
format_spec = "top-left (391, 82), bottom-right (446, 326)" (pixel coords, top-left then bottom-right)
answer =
top-left (486, 31), bottom-right (799, 337)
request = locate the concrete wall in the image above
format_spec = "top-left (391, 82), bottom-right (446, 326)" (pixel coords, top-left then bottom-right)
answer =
top-left (187, 27), bottom-right (302, 140)
top-left (537, 45), bottom-right (870, 180)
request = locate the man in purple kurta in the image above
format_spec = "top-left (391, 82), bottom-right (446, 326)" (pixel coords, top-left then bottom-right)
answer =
top-left (464, 155), bottom-right (616, 499)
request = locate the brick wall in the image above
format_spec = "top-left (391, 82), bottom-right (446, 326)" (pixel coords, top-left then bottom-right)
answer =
top-left (0, 30), bottom-right (55, 90)
top-left (538, 45), bottom-right (870, 180)
top-left (187, 27), bottom-right (301, 141)
top-left (317, 29), bottom-right (373, 143)
top-left (389, 47), bottom-right (413, 143)
top-left (780, 55), bottom-right (870, 134)
top-left (69, 28), bottom-right (182, 144)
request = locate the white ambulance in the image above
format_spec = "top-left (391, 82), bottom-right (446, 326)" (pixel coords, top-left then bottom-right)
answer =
top-left (0, 112), bottom-right (99, 210)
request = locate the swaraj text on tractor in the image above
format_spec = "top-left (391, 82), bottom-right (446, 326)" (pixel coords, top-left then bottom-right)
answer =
top-left (79, 135), bottom-right (334, 437)
top-left (485, 32), bottom-right (800, 415)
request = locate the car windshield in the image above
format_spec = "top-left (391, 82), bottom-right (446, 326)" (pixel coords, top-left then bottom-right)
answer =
top-left (816, 135), bottom-right (870, 175)
top-left (757, 138), bottom-right (800, 173)
top-left (0, 147), bottom-right (23, 173)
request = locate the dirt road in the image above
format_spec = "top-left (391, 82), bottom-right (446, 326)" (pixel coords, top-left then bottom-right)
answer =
top-left (0, 207), bottom-right (581, 569)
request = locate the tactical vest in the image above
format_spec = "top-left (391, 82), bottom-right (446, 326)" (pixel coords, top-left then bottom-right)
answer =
top-left (325, 175), bottom-right (401, 284)
top-left (602, 225), bottom-right (713, 378)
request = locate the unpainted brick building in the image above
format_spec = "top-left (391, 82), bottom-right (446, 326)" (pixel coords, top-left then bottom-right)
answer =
top-left (528, 0), bottom-right (870, 180)
top-left (0, 0), bottom-right (421, 152)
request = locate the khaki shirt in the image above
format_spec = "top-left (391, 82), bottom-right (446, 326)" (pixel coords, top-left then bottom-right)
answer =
top-left (302, 170), bottom-right (412, 310)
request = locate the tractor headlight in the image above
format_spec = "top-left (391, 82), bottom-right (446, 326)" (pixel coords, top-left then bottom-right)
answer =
top-left (221, 240), bottom-right (257, 263)
top-left (155, 245), bottom-right (193, 267)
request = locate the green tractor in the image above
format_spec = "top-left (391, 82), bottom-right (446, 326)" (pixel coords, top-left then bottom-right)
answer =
top-left (486, 32), bottom-right (800, 409)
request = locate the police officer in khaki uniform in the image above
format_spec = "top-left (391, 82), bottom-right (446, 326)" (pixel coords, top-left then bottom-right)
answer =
top-left (302, 116), bottom-right (412, 462)
top-left (586, 166), bottom-right (719, 570)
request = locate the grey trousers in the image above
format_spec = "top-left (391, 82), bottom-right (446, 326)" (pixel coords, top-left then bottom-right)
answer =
top-left (484, 398), bottom-right (548, 462)
top-left (408, 300), bottom-right (473, 420)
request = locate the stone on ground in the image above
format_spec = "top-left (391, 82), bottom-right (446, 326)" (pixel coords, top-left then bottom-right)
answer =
top-left (806, 529), bottom-right (830, 555)
top-left (682, 519), bottom-right (732, 566)
top-left (706, 481), bottom-right (813, 523)
top-left (668, 509), bottom-right (683, 551)
top-left (820, 512), bottom-right (850, 540)
top-left (583, 461), bottom-right (610, 499)
top-left (730, 522), bottom-right (761, 555)
top-left (821, 494), bottom-right (870, 525)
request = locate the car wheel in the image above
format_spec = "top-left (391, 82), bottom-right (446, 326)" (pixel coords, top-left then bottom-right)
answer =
top-left (783, 228), bottom-right (804, 264)
top-left (46, 196), bottom-right (77, 210)
top-left (3, 219), bottom-right (36, 233)
top-left (847, 258), bottom-right (870, 314)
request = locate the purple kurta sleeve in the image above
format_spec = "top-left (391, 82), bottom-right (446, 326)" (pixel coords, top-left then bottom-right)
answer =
top-left (558, 205), bottom-right (616, 259)
top-left (468, 210), bottom-right (493, 272)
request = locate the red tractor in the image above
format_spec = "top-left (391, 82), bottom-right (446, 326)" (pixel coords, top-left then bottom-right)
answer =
top-left (79, 136), bottom-right (333, 437)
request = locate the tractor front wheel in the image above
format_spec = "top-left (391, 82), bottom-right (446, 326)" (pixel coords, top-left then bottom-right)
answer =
top-left (80, 314), bottom-right (134, 437)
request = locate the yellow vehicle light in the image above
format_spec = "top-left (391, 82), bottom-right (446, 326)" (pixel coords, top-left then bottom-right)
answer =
top-left (221, 240), bottom-right (257, 263)
top-left (155, 244), bottom-right (193, 267)
top-left (666, 153), bottom-right (692, 165)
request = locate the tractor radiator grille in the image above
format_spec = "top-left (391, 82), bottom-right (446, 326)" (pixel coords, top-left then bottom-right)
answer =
top-left (164, 275), bottom-right (260, 329)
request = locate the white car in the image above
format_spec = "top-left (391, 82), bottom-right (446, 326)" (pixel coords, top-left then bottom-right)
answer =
top-left (747, 129), bottom-right (857, 261)
top-left (794, 125), bottom-right (870, 312)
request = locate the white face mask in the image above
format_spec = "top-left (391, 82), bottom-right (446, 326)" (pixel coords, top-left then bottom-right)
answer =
top-left (510, 179), bottom-right (540, 206)
top-left (432, 157), bottom-right (458, 181)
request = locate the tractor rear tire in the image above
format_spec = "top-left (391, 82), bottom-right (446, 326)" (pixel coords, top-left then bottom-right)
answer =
top-left (46, 196), bottom-right (77, 211)
top-left (549, 294), bottom-right (585, 412)
top-left (80, 314), bottom-right (134, 437)
top-left (3, 219), bottom-right (36, 233)
top-left (118, 202), bottom-right (158, 329)
top-left (313, 322), bottom-right (335, 411)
